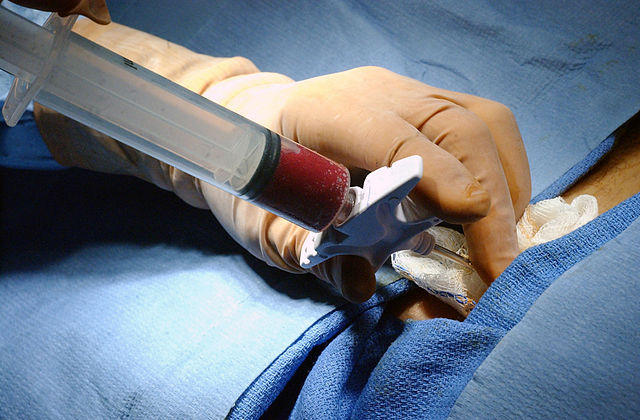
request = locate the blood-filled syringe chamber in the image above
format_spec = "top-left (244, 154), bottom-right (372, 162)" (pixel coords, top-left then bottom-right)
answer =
top-left (251, 134), bottom-right (351, 232)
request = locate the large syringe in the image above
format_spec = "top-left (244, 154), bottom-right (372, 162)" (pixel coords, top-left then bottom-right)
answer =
top-left (0, 5), bottom-right (473, 270)
top-left (0, 6), bottom-right (351, 232)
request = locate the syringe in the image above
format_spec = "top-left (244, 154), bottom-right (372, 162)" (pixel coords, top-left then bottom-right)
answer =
top-left (0, 6), bottom-right (473, 270)
top-left (0, 6), bottom-right (351, 232)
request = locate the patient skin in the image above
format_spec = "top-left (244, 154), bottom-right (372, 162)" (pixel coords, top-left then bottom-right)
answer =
top-left (388, 112), bottom-right (640, 322)
top-left (386, 286), bottom-right (465, 321)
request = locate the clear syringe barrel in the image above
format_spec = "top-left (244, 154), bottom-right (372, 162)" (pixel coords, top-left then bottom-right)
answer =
top-left (0, 7), bottom-right (351, 231)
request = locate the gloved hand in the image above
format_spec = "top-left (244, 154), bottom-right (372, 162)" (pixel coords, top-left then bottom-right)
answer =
top-left (35, 20), bottom-right (531, 303)
top-left (201, 68), bottom-right (531, 290)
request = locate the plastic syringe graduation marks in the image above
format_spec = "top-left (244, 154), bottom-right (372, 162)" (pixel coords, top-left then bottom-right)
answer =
top-left (0, 8), bottom-right (270, 197)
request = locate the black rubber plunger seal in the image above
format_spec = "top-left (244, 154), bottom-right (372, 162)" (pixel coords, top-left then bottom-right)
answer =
top-left (237, 128), bottom-right (281, 200)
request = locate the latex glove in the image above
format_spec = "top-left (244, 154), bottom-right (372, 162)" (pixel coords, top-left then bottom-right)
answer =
top-left (35, 21), bottom-right (384, 302)
top-left (202, 68), bottom-right (531, 288)
top-left (36, 21), bottom-right (531, 303)
top-left (7, 0), bottom-right (111, 24)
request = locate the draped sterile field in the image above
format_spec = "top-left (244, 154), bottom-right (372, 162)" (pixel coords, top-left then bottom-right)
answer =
top-left (1, 1), bottom-right (639, 418)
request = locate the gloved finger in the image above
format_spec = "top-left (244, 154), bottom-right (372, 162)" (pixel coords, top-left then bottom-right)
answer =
top-left (310, 255), bottom-right (377, 303)
top-left (429, 89), bottom-right (531, 218)
top-left (416, 102), bottom-right (518, 282)
top-left (201, 180), bottom-right (377, 302)
top-left (283, 109), bottom-right (490, 224)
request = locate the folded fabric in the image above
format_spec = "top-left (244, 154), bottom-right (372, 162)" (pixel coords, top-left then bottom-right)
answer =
top-left (449, 212), bottom-right (640, 419)
top-left (261, 193), bottom-right (639, 419)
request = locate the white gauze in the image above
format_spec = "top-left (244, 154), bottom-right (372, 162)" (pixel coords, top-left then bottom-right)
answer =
top-left (392, 194), bottom-right (598, 316)
top-left (516, 194), bottom-right (598, 251)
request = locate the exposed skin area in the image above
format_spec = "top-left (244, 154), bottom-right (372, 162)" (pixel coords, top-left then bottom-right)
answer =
top-left (386, 286), bottom-right (465, 322)
top-left (563, 113), bottom-right (640, 214)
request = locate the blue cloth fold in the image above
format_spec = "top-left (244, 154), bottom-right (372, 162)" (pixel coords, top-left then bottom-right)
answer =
top-left (228, 279), bottom-right (407, 419)
top-left (449, 215), bottom-right (640, 419)
top-left (229, 193), bottom-right (640, 418)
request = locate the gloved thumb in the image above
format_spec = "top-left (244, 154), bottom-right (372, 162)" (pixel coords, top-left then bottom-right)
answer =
top-left (311, 255), bottom-right (377, 303)
top-left (322, 230), bottom-right (435, 303)
top-left (201, 180), bottom-right (381, 303)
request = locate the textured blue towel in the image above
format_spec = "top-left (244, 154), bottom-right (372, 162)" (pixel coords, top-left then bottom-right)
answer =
top-left (229, 193), bottom-right (640, 418)
top-left (1, 1), bottom-right (640, 418)
top-left (449, 216), bottom-right (640, 419)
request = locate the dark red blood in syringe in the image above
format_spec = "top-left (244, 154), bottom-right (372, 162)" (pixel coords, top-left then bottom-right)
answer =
top-left (255, 140), bottom-right (350, 232)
